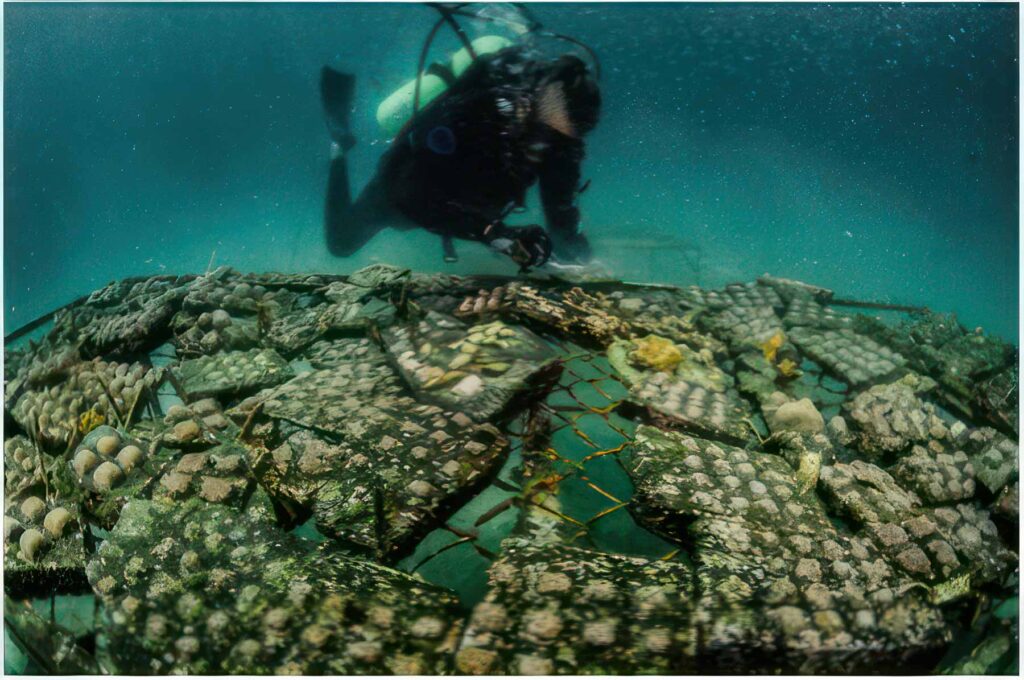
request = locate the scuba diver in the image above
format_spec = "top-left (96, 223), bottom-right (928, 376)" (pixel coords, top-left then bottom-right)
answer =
top-left (319, 3), bottom-right (601, 271)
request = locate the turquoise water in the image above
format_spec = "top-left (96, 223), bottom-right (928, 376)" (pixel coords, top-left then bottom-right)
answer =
top-left (4, 2), bottom-right (1018, 337)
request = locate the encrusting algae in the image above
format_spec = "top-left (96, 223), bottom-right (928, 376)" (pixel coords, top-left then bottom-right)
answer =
top-left (78, 408), bottom-right (105, 435)
top-left (628, 334), bottom-right (684, 372)
top-left (761, 330), bottom-right (786, 363)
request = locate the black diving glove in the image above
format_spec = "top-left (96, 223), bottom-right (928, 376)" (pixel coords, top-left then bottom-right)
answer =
top-left (487, 224), bottom-right (553, 271)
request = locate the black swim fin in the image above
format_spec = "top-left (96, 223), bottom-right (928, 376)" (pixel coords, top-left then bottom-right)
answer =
top-left (320, 66), bottom-right (356, 150)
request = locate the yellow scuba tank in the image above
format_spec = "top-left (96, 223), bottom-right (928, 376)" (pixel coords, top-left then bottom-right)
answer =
top-left (375, 35), bottom-right (512, 137)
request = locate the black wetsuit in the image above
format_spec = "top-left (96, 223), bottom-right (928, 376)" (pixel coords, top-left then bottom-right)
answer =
top-left (322, 46), bottom-right (598, 268)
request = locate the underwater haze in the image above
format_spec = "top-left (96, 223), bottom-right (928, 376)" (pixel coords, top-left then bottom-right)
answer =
top-left (4, 2), bottom-right (1019, 340)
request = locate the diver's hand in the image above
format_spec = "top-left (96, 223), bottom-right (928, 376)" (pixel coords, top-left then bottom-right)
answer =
top-left (509, 226), bottom-right (553, 271)
top-left (487, 224), bottom-right (552, 272)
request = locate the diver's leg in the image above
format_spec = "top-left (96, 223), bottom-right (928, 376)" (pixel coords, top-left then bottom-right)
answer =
top-left (324, 150), bottom-right (357, 256)
top-left (320, 66), bottom-right (387, 256)
top-left (441, 234), bottom-right (458, 263)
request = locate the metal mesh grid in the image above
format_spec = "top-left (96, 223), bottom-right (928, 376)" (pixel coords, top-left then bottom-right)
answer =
top-left (397, 340), bottom-right (682, 607)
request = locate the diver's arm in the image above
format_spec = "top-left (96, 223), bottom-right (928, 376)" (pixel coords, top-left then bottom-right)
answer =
top-left (537, 135), bottom-right (592, 262)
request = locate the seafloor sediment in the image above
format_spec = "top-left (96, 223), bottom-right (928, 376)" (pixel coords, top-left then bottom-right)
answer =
top-left (3, 265), bottom-right (1018, 674)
